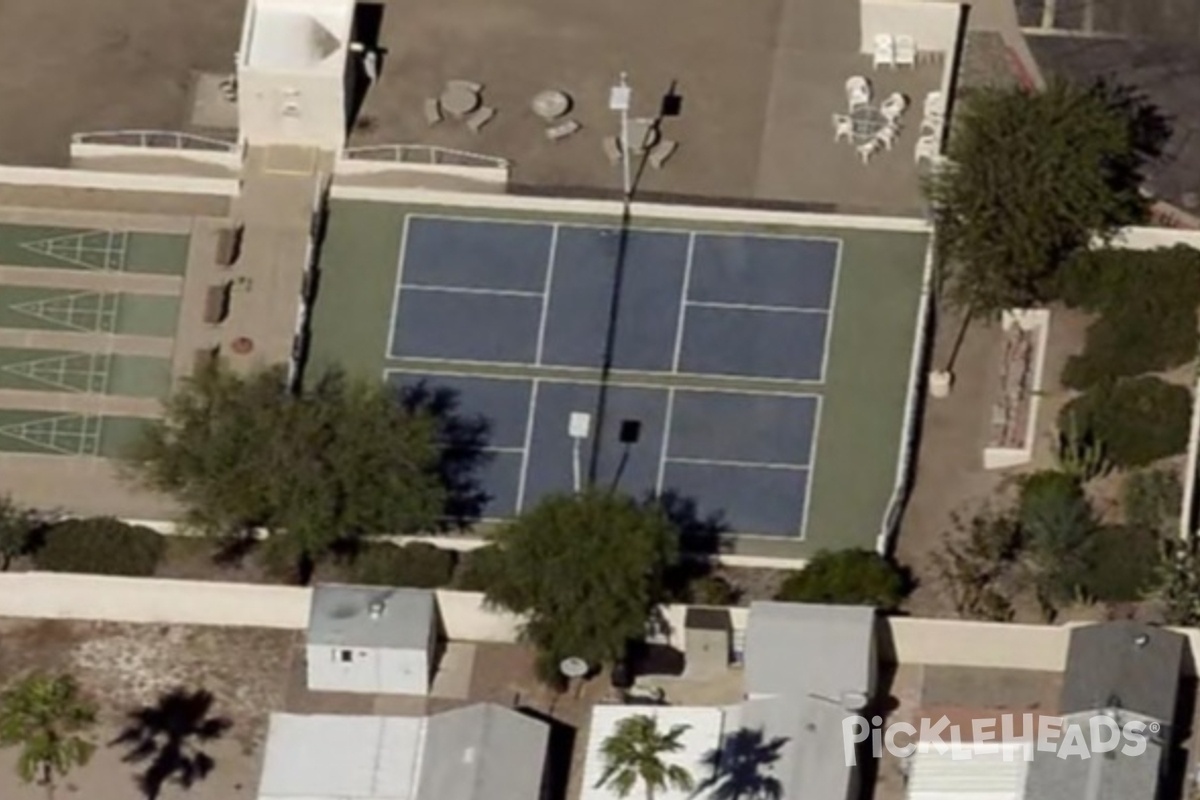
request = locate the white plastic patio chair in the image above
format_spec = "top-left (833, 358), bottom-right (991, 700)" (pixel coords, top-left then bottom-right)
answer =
top-left (914, 134), bottom-right (939, 164)
top-left (880, 92), bottom-right (908, 123)
top-left (602, 136), bottom-right (622, 165)
top-left (546, 119), bottom-right (581, 141)
top-left (895, 35), bottom-right (917, 67)
top-left (857, 139), bottom-right (881, 164)
top-left (649, 139), bottom-right (678, 169)
top-left (833, 113), bottom-right (853, 143)
top-left (467, 106), bottom-right (495, 133)
top-left (920, 116), bottom-right (943, 138)
top-left (875, 122), bottom-right (900, 150)
top-left (924, 91), bottom-right (945, 121)
top-left (448, 79), bottom-right (484, 93)
top-left (846, 76), bottom-right (871, 109)
top-left (873, 34), bottom-right (895, 70)
top-left (423, 98), bottom-right (443, 127)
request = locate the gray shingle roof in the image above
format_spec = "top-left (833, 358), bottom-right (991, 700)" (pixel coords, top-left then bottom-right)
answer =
top-left (1060, 622), bottom-right (1185, 724)
top-left (416, 703), bottom-right (548, 800)
top-left (1023, 711), bottom-right (1167, 800)
top-left (307, 584), bottom-right (435, 651)
top-left (743, 602), bottom-right (876, 700)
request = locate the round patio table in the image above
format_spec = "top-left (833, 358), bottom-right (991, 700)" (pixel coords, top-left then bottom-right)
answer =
top-left (440, 84), bottom-right (480, 117)
top-left (850, 105), bottom-right (886, 144)
top-left (532, 89), bottom-right (571, 120)
top-left (622, 117), bottom-right (660, 153)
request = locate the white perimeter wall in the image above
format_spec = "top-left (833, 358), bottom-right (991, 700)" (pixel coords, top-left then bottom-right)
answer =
top-left (7, 573), bottom-right (1200, 674)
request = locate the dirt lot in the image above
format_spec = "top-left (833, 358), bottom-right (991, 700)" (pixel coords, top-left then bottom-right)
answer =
top-left (0, 618), bottom-right (296, 800)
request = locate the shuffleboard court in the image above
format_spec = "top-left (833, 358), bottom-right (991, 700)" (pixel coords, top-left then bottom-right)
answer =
top-left (0, 286), bottom-right (180, 337)
top-left (0, 348), bottom-right (172, 397)
top-left (0, 225), bottom-right (190, 275)
top-left (0, 411), bottom-right (151, 457)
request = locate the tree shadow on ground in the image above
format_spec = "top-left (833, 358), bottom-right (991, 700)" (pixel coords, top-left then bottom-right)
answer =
top-left (650, 490), bottom-right (730, 602)
top-left (398, 381), bottom-right (494, 527)
top-left (695, 727), bottom-right (788, 800)
top-left (111, 688), bottom-right (232, 800)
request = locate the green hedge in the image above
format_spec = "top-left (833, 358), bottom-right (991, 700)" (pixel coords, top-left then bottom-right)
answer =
top-left (1059, 377), bottom-right (1191, 468)
top-left (351, 541), bottom-right (457, 588)
top-left (1080, 525), bottom-right (1159, 603)
top-left (1056, 246), bottom-right (1200, 388)
top-left (34, 518), bottom-right (165, 576)
top-left (1056, 245), bottom-right (1200, 312)
top-left (1061, 304), bottom-right (1198, 389)
top-left (775, 548), bottom-right (906, 610)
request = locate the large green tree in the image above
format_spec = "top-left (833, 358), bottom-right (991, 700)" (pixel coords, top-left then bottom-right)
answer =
top-left (126, 363), bottom-right (447, 581)
top-left (927, 79), bottom-right (1165, 314)
top-left (484, 491), bottom-right (679, 675)
top-left (595, 715), bottom-right (694, 800)
top-left (0, 673), bottom-right (96, 800)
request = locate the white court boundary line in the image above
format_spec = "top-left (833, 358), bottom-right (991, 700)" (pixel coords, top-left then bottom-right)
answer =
top-left (685, 300), bottom-right (830, 314)
top-left (654, 387), bottom-right (677, 493)
top-left (384, 215), bottom-right (413, 360)
top-left (817, 239), bottom-right (844, 386)
top-left (664, 456), bottom-right (808, 471)
top-left (515, 379), bottom-right (540, 513)
top-left (533, 225), bottom-right (560, 366)
top-left (796, 394), bottom-right (824, 542)
top-left (398, 284), bottom-right (543, 299)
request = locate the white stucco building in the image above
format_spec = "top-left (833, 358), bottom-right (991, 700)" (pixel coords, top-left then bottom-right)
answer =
top-left (306, 583), bottom-right (436, 695)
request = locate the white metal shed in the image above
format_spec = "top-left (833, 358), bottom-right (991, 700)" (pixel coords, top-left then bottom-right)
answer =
top-left (306, 584), bottom-right (436, 695)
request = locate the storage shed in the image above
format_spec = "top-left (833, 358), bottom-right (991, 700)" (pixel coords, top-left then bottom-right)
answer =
top-left (306, 584), bottom-right (436, 695)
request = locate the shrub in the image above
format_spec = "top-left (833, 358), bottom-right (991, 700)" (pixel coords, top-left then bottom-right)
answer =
top-left (775, 549), bottom-right (907, 611)
top-left (1061, 304), bottom-right (1197, 389)
top-left (1018, 470), bottom-right (1083, 528)
top-left (1080, 525), bottom-right (1159, 603)
top-left (1123, 468), bottom-right (1183, 536)
top-left (1056, 245), bottom-right (1200, 312)
top-left (1058, 377), bottom-right (1191, 468)
top-left (351, 542), bottom-right (456, 589)
top-left (1020, 475), bottom-right (1098, 604)
top-left (451, 545), bottom-right (503, 591)
top-left (34, 518), bottom-right (165, 576)
top-left (688, 575), bottom-right (738, 606)
top-left (1056, 246), bottom-right (1200, 388)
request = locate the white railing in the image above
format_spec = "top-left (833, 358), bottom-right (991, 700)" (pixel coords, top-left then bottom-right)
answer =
top-left (71, 130), bottom-right (238, 153)
top-left (343, 144), bottom-right (509, 169)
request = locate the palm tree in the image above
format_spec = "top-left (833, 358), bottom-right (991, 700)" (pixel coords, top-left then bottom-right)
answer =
top-left (595, 714), bottom-right (694, 800)
top-left (0, 673), bottom-right (96, 800)
top-left (112, 687), bottom-right (232, 800)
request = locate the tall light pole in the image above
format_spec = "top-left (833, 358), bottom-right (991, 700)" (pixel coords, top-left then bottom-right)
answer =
top-left (609, 72), bottom-right (633, 200)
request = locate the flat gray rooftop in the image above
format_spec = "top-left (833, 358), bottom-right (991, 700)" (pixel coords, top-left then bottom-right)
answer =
top-left (0, 0), bottom-right (243, 167)
top-left (308, 584), bottom-right (435, 650)
top-left (349, 0), bottom-right (943, 214)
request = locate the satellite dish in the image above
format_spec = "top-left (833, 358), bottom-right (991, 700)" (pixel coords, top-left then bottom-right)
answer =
top-left (560, 657), bottom-right (588, 679)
